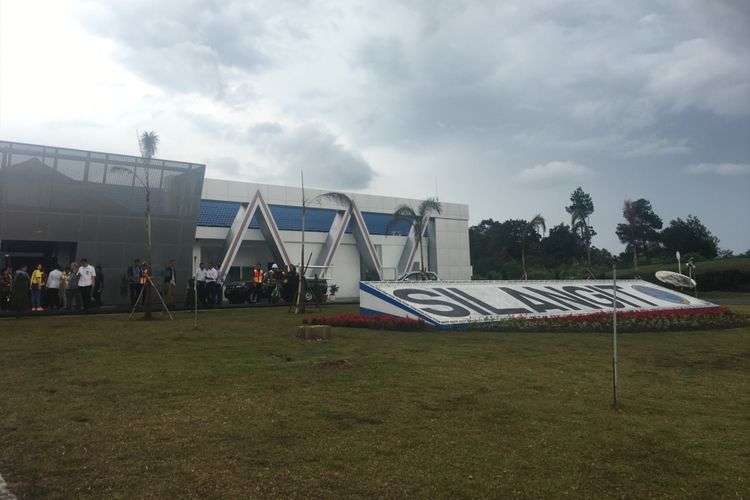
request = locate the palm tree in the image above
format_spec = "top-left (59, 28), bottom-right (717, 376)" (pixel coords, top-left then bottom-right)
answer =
top-left (623, 199), bottom-right (639, 277)
top-left (388, 198), bottom-right (442, 277)
top-left (138, 131), bottom-right (159, 319)
top-left (520, 213), bottom-right (546, 280)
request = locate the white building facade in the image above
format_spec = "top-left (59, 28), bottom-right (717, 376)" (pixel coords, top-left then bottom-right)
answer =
top-left (194, 179), bottom-right (472, 299)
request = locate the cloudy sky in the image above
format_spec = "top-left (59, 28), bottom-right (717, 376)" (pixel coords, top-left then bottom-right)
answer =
top-left (1, 0), bottom-right (748, 253)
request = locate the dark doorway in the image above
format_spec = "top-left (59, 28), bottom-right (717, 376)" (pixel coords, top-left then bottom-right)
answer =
top-left (0, 240), bottom-right (77, 271)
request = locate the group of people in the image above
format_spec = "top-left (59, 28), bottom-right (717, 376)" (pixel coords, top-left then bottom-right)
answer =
top-left (126, 258), bottom-right (178, 308)
top-left (246, 262), bottom-right (299, 304)
top-left (1, 256), bottom-right (308, 314)
top-left (194, 261), bottom-right (224, 306)
top-left (0, 260), bottom-right (102, 313)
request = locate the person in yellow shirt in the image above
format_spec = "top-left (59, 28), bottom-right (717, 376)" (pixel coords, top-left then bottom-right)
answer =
top-left (30, 263), bottom-right (45, 312)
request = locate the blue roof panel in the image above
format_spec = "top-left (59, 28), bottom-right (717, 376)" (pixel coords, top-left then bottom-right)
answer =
top-left (197, 200), bottom-right (241, 227)
top-left (197, 200), bottom-right (416, 235)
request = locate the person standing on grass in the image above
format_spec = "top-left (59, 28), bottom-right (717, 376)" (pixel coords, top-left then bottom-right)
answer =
top-left (127, 259), bottom-right (142, 306)
top-left (77, 259), bottom-right (96, 311)
top-left (66, 262), bottom-right (81, 310)
top-left (164, 259), bottom-right (177, 307)
top-left (195, 262), bottom-right (207, 306)
top-left (30, 263), bottom-right (45, 312)
top-left (10, 265), bottom-right (30, 317)
top-left (205, 262), bottom-right (218, 306)
top-left (46, 264), bottom-right (63, 310)
top-left (215, 267), bottom-right (225, 305)
top-left (0, 266), bottom-right (12, 311)
top-left (93, 265), bottom-right (104, 307)
top-left (250, 263), bottom-right (264, 304)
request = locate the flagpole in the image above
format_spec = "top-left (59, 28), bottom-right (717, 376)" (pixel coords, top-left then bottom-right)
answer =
top-left (612, 262), bottom-right (618, 408)
top-left (193, 255), bottom-right (198, 329)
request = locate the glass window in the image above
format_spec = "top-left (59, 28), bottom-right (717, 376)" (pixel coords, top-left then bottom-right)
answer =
top-left (56, 158), bottom-right (86, 181)
top-left (88, 162), bottom-right (106, 183)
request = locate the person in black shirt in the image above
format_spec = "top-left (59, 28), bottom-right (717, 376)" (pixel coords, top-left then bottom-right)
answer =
top-left (93, 265), bottom-right (104, 307)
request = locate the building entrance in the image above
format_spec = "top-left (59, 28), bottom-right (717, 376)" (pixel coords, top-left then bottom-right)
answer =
top-left (0, 240), bottom-right (77, 271)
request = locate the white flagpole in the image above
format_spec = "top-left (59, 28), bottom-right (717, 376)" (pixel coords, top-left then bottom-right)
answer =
top-left (193, 255), bottom-right (198, 329)
top-left (612, 263), bottom-right (618, 408)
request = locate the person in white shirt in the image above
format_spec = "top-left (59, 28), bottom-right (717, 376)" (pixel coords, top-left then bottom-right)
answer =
top-left (206, 262), bottom-right (219, 306)
top-left (76, 258), bottom-right (96, 311)
top-left (46, 264), bottom-right (64, 309)
top-left (195, 262), bottom-right (207, 306)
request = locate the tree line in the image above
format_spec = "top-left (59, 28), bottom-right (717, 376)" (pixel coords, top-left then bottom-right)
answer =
top-left (470, 187), bottom-right (741, 280)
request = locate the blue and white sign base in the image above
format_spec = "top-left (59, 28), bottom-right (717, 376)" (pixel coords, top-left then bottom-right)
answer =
top-left (360, 280), bottom-right (718, 328)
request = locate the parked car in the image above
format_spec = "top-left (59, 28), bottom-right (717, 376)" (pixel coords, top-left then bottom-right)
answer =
top-left (397, 271), bottom-right (439, 281)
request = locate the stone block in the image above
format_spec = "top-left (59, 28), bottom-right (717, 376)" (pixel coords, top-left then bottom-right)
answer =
top-left (297, 325), bottom-right (331, 340)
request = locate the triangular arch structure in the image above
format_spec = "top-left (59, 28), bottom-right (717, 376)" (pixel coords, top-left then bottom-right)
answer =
top-left (219, 189), bottom-right (389, 280)
top-left (397, 215), bottom-right (428, 275)
top-left (314, 200), bottom-right (382, 280)
top-left (219, 190), bottom-right (291, 277)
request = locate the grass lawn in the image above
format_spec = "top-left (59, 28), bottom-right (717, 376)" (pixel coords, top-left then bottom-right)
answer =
top-left (1, 305), bottom-right (749, 499)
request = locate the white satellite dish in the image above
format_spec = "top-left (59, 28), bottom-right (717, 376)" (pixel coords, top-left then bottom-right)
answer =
top-left (656, 270), bottom-right (696, 288)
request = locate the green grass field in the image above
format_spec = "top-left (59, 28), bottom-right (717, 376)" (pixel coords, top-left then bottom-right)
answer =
top-left (1, 305), bottom-right (749, 499)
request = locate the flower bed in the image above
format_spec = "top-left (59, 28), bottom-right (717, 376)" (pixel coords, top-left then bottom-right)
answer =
top-left (303, 313), bottom-right (428, 331)
top-left (474, 307), bottom-right (750, 333)
top-left (303, 308), bottom-right (748, 333)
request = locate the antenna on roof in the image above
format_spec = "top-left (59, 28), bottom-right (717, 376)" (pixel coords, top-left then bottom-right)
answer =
top-left (435, 176), bottom-right (439, 201)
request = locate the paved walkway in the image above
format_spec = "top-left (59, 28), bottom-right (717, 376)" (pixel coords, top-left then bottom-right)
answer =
top-left (0, 473), bottom-right (16, 500)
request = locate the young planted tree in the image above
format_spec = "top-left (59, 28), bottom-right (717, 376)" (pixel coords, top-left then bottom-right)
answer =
top-left (138, 131), bottom-right (159, 319)
top-left (520, 214), bottom-right (546, 280)
top-left (295, 189), bottom-right (354, 313)
top-left (388, 198), bottom-right (442, 277)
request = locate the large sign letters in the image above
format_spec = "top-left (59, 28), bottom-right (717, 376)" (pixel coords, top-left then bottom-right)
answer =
top-left (360, 280), bottom-right (717, 327)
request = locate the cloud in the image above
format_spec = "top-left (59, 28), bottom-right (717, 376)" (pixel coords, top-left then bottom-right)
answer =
top-left (73, 0), bottom-right (270, 97)
top-left (356, 36), bottom-right (410, 82)
top-left (121, 41), bottom-right (224, 96)
top-left (257, 124), bottom-right (375, 190)
top-left (685, 163), bottom-right (750, 176)
top-left (517, 161), bottom-right (596, 186)
top-left (205, 157), bottom-right (242, 176)
top-left (182, 113), bottom-right (373, 188)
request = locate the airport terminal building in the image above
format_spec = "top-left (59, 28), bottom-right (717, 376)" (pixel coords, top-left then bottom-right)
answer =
top-left (0, 140), bottom-right (471, 304)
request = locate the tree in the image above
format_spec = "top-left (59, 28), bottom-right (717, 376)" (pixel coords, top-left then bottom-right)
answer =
top-left (520, 214), bottom-right (546, 280)
top-left (566, 187), bottom-right (596, 268)
top-left (388, 198), bottom-right (442, 277)
top-left (616, 198), bottom-right (662, 274)
top-left (138, 131), bottom-right (159, 319)
top-left (661, 215), bottom-right (719, 259)
top-left (571, 209), bottom-right (595, 268)
top-left (540, 223), bottom-right (578, 268)
top-left (565, 187), bottom-right (594, 219)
